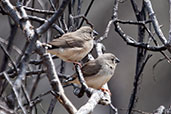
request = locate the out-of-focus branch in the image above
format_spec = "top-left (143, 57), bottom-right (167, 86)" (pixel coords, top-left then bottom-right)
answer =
top-left (128, 2), bottom-right (147, 113)
top-left (0, 2), bottom-right (70, 113)
top-left (0, 43), bottom-right (18, 73)
top-left (1, 0), bottom-right (37, 90)
top-left (0, 98), bottom-right (16, 114)
top-left (1, 0), bottom-right (34, 39)
top-left (27, 15), bottom-right (65, 35)
top-left (79, 0), bottom-right (95, 28)
top-left (97, 20), bottom-right (114, 42)
top-left (0, 17), bottom-right (18, 72)
top-left (47, 96), bottom-right (57, 114)
top-left (0, 69), bottom-right (45, 79)
top-left (0, 1), bottom-right (38, 109)
top-left (153, 105), bottom-right (165, 114)
top-left (49, 0), bottom-right (57, 11)
top-left (3, 72), bottom-right (27, 114)
top-left (72, 15), bottom-right (94, 28)
top-left (35, 41), bottom-right (77, 114)
top-left (0, 37), bottom-right (22, 55)
top-left (36, 0), bottom-right (71, 34)
top-left (169, 0), bottom-right (171, 46)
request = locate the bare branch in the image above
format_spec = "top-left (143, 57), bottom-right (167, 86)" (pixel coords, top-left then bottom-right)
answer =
top-left (144, 0), bottom-right (168, 45)
top-left (76, 90), bottom-right (104, 114)
top-left (74, 64), bottom-right (89, 97)
top-left (48, 0), bottom-right (57, 11)
top-left (1, 0), bottom-right (34, 39)
top-left (0, 43), bottom-right (18, 73)
top-left (35, 41), bottom-right (77, 114)
top-left (79, 0), bottom-right (95, 28)
top-left (153, 105), bottom-right (165, 114)
top-left (112, 0), bottom-right (168, 52)
top-left (0, 17), bottom-right (18, 72)
top-left (0, 37), bottom-right (22, 55)
top-left (72, 15), bottom-right (94, 28)
top-left (46, 97), bottom-right (57, 114)
top-left (36, 0), bottom-right (71, 34)
top-left (3, 72), bottom-right (27, 114)
top-left (169, 0), bottom-right (171, 45)
top-left (27, 15), bottom-right (65, 35)
top-left (97, 20), bottom-right (114, 42)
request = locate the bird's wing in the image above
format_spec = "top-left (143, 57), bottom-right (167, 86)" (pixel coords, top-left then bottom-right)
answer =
top-left (81, 60), bottom-right (102, 77)
top-left (48, 34), bottom-right (84, 49)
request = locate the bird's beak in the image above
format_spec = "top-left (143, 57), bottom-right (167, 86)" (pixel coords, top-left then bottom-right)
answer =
top-left (93, 30), bottom-right (98, 36)
top-left (115, 58), bottom-right (120, 63)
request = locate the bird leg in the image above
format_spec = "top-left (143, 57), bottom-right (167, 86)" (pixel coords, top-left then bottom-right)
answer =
top-left (73, 62), bottom-right (82, 68)
top-left (72, 62), bottom-right (83, 70)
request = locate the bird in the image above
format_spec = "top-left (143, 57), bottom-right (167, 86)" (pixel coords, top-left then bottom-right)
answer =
top-left (47, 26), bottom-right (98, 63)
top-left (63, 53), bottom-right (120, 92)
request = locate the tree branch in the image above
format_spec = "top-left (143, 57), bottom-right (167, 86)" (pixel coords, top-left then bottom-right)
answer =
top-left (36, 0), bottom-right (71, 34)
top-left (112, 0), bottom-right (168, 52)
top-left (35, 41), bottom-right (77, 114)
top-left (144, 0), bottom-right (168, 45)
top-left (76, 90), bottom-right (104, 114)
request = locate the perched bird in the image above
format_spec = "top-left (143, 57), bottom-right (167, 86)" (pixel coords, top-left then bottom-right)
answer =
top-left (47, 26), bottom-right (98, 63)
top-left (64, 53), bottom-right (120, 91)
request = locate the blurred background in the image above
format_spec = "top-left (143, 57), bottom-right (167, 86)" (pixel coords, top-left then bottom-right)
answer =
top-left (0, 0), bottom-right (170, 114)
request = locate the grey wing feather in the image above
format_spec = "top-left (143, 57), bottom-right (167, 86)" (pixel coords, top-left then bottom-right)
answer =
top-left (48, 34), bottom-right (84, 49)
top-left (81, 60), bottom-right (102, 77)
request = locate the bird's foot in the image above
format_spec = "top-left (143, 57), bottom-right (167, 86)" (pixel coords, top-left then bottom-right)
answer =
top-left (100, 88), bottom-right (111, 96)
top-left (73, 62), bottom-right (82, 68)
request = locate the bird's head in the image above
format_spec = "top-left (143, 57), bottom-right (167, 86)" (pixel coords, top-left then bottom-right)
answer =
top-left (77, 26), bottom-right (98, 39)
top-left (100, 53), bottom-right (120, 68)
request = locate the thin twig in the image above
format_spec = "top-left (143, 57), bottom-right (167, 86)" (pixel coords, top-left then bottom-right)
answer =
top-left (112, 0), bottom-right (167, 52)
top-left (46, 97), bottom-right (57, 114)
top-left (49, 0), bottom-right (57, 11)
top-left (0, 43), bottom-right (18, 73)
top-left (109, 103), bottom-right (118, 114)
top-left (0, 17), bottom-right (18, 72)
top-left (36, 0), bottom-right (71, 34)
top-left (144, 0), bottom-right (168, 45)
top-left (28, 15), bottom-right (65, 35)
top-left (74, 64), bottom-right (89, 97)
top-left (72, 15), bottom-right (94, 28)
top-left (79, 0), bottom-right (95, 28)
top-left (30, 90), bottom-right (52, 108)
top-left (3, 72), bottom-right (27, 114)
top-left (127, 2), bottom-right (147, 114)
top-left (119, 108), bottom-right (152, 114)
top-left (0, 37), bottom-right (22, 55)
top-left (128, 54), bottom-right (152, 114)
top-left (169, 0), bottom-right (171, 45)
top-left (24, 6), bottom-right (55, 15)
top-left (30, 74), bottom-right (41, 99)
top-left (21, 84), bottom-right (31, 112)
top-left (97, 20), bottom-right (114, 42)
